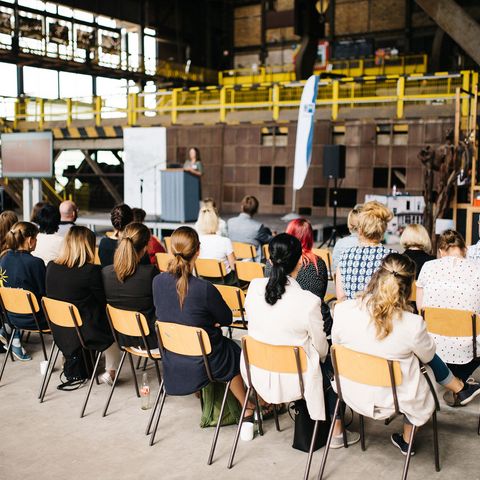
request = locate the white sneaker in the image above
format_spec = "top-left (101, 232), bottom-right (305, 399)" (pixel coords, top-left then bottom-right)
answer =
top-left (100, 371), bottom-right (114, 386)
top-left (331, 430), bottom-right (361, 449)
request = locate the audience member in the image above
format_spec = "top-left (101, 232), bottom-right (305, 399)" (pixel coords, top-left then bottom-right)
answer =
top-left (334, 253), bottom-right (480, 455)
top-left (46, 226), bottom-right (119, 384)
top-left (467, 218), bottom-right (480, 261)
top-left (195, 198), bottom-right (228, 237)
top-left (153, 226), bottom-right (260, 420)
top-left (57, 200), bottom-right (78, 236)
top-left (227, 195), bottom-right (272, 250)
top-left (0, 222), bottom-right (46, 361)
top-left (417, 229), bottom-right (480, 385)
top-left (197, 206), bottom-right (236, 284)
top-left (132, 207), bottom-right (165, 265)
top-left (0, 211), bottom-right (18, 252)
top-left (246, 233), bottom-right (359, 447)
top-left (31, 203), bottom-right (64, 265)
top-left (332, 204), bottom-right (363, 271)
top-left (336, 201), bottom-right (394, 300)
top-left (400, 224), bottom-right (435, 278)
top-left (102, 223), bottom-right (158, 351)
top-left (30, 201), bottom-right (47, 225)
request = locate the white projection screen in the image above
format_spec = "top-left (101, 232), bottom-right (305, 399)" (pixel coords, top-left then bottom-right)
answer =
top-left (1, 131), bottom-right (53, 177)
top-left (123, 127), bottom-right (167, 218)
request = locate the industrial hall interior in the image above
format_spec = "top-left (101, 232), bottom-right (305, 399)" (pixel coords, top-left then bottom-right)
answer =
top-left (0, 1), bottom-right (480, 479)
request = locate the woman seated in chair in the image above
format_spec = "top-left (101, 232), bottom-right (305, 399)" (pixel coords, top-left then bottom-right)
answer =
top-left (417, 230), bottom-right (480, 386)
top-left (46, 226), bottom-right (119, 385)
top-left (102, 222), bottom-right (158, 351)
top-left (334, 253), bottom-right (480, 456)
top-left (153, 226), bottom-right (261, 420)
top-left (246, 233), bottom-right (359, 448)
top-left (400, 224), bottom-right (435, 279)
top-left (0, 221), bottom-right (46, 361)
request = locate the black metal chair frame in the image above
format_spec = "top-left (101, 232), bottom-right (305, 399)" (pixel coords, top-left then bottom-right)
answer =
top-left (149, 321), bottom-right (231, 466)
top-left (317, 347), bottom-right (441, 480)
top-left (194, 259), bottom-right (226, 284)
top-left (227, 337), bottom-right (316, 480)
top-left (216, 285), bottom-right (248, 338)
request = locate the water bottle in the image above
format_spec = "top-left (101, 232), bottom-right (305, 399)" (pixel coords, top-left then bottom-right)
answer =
top-left (140, 372), bottom-right (151, 410)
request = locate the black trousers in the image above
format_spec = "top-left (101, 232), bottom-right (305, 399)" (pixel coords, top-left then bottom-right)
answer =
top-left (448, 359), bottom-right (480, 382)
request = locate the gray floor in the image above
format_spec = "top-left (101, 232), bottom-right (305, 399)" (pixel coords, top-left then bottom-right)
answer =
top-left (1, 334), bottom-right (479, 480)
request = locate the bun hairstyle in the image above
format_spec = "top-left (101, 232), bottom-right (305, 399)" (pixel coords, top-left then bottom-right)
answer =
top-left (356, 201), bottom-right (393, 243)
top-left (265, 233), bottom-right (302, 306)
top-left (110, 204), bottom-right (133, 232)
top-left (241, 195), bottom-right (259, 216)
top-left (196, 207), bottom-right (219, 235)
top-left (56, 226), bottom-right (95, 268)
top-left (359, 253), bottom-right (415, 340)
top-left (114, 223), bottom-right (151, 282)
top-left (2, 221), bottom-right (38, 255)
top-left (437, 229), bottom-right (466, 254)
top-left (167, 226), bottom-right (200, 309)
top-left (0, 211), bottom-right (18, 251)
top-left (347, 204), bottom-right (363, 233)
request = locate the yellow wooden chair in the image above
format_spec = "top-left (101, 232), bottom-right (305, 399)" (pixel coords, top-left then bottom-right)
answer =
top-left (409, 282), bottom-right (417, 303)
top-left (214, 284), bottom-right (247, 333)
top-left (235, 261), bottom-right (265, 285)
top-left (155, 252), bottom-right (174, 273)
top-left (232, 241), bottom-right (256, 261)
top-left (262, 244), bottom-right (270, 261)
top-left (195, 258), bottom-right (227, 283)
top-left (312, 247), bottom-right (334, 281)
top-left (94, 246), bottom-right (101, 265)
top-left (317, 344), bottom-right (440, 480)
top-left (163, 236), bottom-right (172, 253)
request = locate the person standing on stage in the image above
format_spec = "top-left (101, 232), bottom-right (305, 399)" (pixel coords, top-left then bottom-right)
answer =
top-left (183, 147), bottom-right (204, 178)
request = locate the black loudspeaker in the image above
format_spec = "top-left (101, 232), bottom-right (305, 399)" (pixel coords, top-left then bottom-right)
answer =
top-left (323, 145), bottom-right (346, 179)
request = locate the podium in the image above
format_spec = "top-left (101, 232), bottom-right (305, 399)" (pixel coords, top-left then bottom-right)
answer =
top-left (160, 169), bottom-right (200, 222)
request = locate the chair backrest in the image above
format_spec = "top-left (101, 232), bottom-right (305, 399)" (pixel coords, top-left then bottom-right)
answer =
top-left (312, 248), bottom-right (333, 279)
top-left (0, 287), bottom-right (40, 314)
top-left (409, 282), bottom-right (416, 302)
top-left (232, 241), bottom-right (256, 260)
top-left (235, 261), bottom-right (264, 282)
top-left (215, 284), bottom-right (246, 318)
top-left (94, 246), bottom-right (101, 265)
top-left (42, 297), bottom-right (83, 328)
top-left (106, 304), bottom-right (150, 337)
top-left (262, 244), bottom-right (270, 260)
top-left (156, 321), bottom-right (211, 356)
top-left (195, 258), bottom-right (226, 279)
top-left (422, 307), bottom-right (476, 337)
top-left (156, 252), bottom-right (174, 273)
top-left (163, 236), bottom-right (172, 253)
top-left (332, 344), bottom-right (402, 388)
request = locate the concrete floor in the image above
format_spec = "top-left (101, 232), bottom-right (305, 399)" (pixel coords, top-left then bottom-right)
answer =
top-left (1, 335), bottom-right (479, 480)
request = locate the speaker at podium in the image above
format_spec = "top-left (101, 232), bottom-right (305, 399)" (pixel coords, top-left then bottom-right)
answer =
top-left (160, 169), bottom-right (200, 222)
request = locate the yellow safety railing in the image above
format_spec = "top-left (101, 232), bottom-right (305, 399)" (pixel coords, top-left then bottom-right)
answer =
top-left (5, 70), bottom-right (474, 128)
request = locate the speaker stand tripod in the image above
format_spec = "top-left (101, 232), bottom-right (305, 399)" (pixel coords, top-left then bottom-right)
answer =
top-left (320, 177), bottom-right (339, 248)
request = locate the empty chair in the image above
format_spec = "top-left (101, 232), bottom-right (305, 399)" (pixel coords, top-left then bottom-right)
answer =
top-left (235, 261), bottom-right (264, 284)
top-left (195, 258), bottom-right (227, 283)
top-left (215, 284), bottom-right (247, 332)
top-left (156, 252), bottom-right (174, 273)
top-left (262, 244), bottom-right (270, 261)
top-left (163, 236), bottom-right (172, 253)
top-left (312, 248), bottom-right (334, 281)
top-left (232, 241), bottom-right (256, 261)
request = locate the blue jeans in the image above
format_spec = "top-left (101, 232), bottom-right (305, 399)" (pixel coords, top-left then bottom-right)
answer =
top-left (428, 354), bottom-right (454, 385)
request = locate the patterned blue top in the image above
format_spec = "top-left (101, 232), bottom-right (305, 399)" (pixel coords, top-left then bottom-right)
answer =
top-left (339, 245), bottom-right (395, 299)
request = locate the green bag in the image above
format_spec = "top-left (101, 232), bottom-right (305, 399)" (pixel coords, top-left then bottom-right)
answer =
top-left (200, 382), bottom-right (242, 428)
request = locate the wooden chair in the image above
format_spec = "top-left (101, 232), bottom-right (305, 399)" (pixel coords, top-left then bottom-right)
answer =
top-left (262, 244), bottom-right (270, 261)
top-left (149, 321), bottom-right (231, 465)
top-left (228, 336), bottom-right (317, 478)
top-left (317, 344), bottom-right (441, 480)
top-left (409, 282), bottom-right (417, 303)
top-left (235, 261), bottom-right (264, 284)
top-left (0, 287), bottom-right (50, 385)
top-left (163, 236), bottom-right (172, 253)
top-left (103, 305), bottom-right (162, 433)
top-left (195, 258), bottom-right (227, 283)
top-left (40, 297), bottom-right (102, 417)
top-left (312, 248), bottom-right (334, 281)
top-left (214, 285), bottom-right (247, 333)
top-left (232, 241), bottom-right (256, 261)
top-left (155, 252), bottom-right (174, 273)
top-left (94, 246), bottom-right (101, 265)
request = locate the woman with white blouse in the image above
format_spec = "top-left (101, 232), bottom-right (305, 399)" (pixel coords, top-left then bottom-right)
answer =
top-left (417, 229), bottom-right (480, 384)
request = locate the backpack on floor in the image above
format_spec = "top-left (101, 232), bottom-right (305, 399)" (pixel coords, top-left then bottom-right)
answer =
top-left (200, 382), bottom-right (242, 427)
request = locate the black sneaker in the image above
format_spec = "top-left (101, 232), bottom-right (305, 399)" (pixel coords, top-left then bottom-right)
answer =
top-left (457, 382), bottom-right (480, 406)
top-left (391, 433), bottom-right (415, 456)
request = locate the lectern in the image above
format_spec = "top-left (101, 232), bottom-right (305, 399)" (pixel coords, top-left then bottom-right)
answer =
top-left (160, 169), bottom-right (200, 222)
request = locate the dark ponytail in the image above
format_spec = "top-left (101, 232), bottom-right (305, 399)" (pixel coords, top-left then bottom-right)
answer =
top-left (265, 233), bottom-right (302, 305)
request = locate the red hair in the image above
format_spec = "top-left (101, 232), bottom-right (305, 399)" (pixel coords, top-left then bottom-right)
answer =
top-left (286, 218), bottom-right (318, 271)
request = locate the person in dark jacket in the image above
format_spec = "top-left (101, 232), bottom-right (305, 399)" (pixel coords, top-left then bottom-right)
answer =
top-left (102, 222), bottom-right (158, 350)
top-left (46, 226), bottom-right (119, 384)
top-left (153, 226), bottom-right (262, 421)
top-left (0, 221), bottom-right (46, 361)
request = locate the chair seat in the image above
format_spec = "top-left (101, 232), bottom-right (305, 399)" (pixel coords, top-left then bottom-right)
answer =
top-left (230, 321), bottom-right (248, 330)
top-left (324, 294), bottom-right (336, 303)
top-left (124, 346), bottom-right (161, 359)
top-left (22, 328), bottom-right (51, 334)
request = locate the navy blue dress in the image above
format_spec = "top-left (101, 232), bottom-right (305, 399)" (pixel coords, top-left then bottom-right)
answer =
top-left (0, 250), bottom-right (47, 329)
top-left (153, 272), bottom-right (240, 395)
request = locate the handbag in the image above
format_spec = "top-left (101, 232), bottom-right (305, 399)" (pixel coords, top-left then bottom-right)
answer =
top-left (292, 399), bottom-right (331, 452)
top-left (57, 347), bottom-right (94, 391)
top-left (200, 382), bottom-right (242, 427)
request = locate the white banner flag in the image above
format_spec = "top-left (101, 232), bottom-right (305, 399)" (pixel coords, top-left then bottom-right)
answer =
top-left (293, 75), bottom-right (319, 190)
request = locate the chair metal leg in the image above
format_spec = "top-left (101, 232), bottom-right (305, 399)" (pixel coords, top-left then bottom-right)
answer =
top-left (207, 380), bottom-right (231, 465)
top-left (273, 404), bottom-right (281, 432)
top-left (227, 386), bottom-right (252, 469)
top-left (136, 356), bottom-right (142, 369)
top-left (432, 411), bottom-right (440, 472)
top-left (80, 351), bottom-right (103, 418)
top-left (304, 420), bottom-right (320, 480)
top-left (102, 351), bottom-right (127, 417)
top-left (401, 425), bottom-right (417, 480)
top-left (253, 390), bottom-right (264, 436)
top-left (0, 331), bottom-right (15, 384)
top-left (127, 353), bottom-right (140, 398)
top-left (338, 401), bottom-right (348, 448)
top-left (24, 331), bottom-right (31, 343)
top-left (145, 380), bottom-right (164, 435)
top-left (38, 330), bottom-right (47, 360)
top-left (40, 346), bottom-right (60, 403)
top-left (478, 413), bottom-right (480, 436)
top-left (153, 360), bottom-right (162, 386)
top-left (38, 341), bottom-right (56, 399)
top-left (359, 415), bottom-right (366, 451)
top-left (88, 350), bottom-right (99, 385)
top-left (149, 388), bottom-right (167, 446)
top-left (142, 357), bottom-right (148, 371)
top-left (317, 399), bottom-right (341, 480)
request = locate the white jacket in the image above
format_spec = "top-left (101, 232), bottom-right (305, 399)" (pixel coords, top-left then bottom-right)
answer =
top-left (333, 299), bottom-right (437, 426)
top-left (244, 277), bottom-right (329, 420)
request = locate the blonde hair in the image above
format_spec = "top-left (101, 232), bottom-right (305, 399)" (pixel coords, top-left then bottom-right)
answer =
top-left (359, 253), bottom-right (416, 340)
top-left (1, 221), bottom-right (38, 256)
top-left (400, 224), bottom-right (432, 253)
top-left (357, 201), bottom-right (393, 243)
top-left (113, 223), bottom-right (151, 282)
top-left (0, 211), bottom-right (18, 251)
top-left (196, 207), bottom-right (219, 235)
top-left (437, 229), bottom-right (466, 255)
top-left (347, 204), bottom-right (363, 233)
top-left (55, 226), bottom-right (95, 268)
top-left (168, 226), bottom-right (200, 309)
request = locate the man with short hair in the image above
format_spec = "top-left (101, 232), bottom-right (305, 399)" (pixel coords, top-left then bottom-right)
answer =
top-left (57, 200), bottom-right (78, 236)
